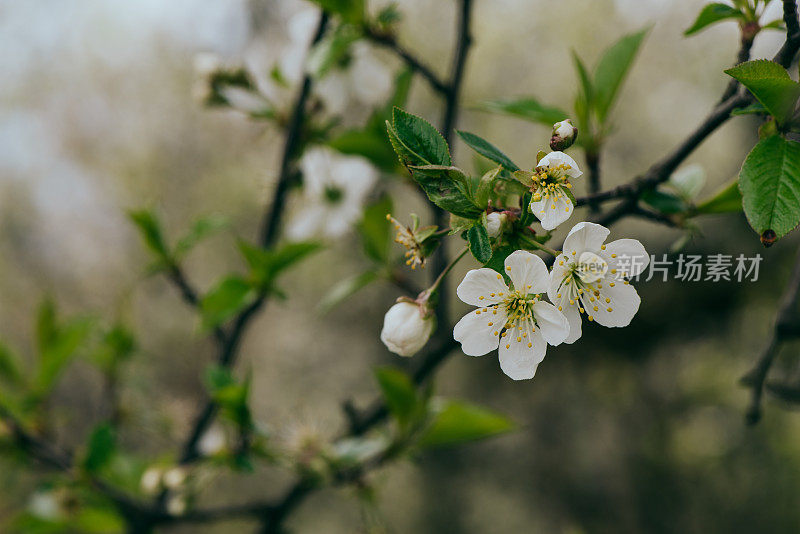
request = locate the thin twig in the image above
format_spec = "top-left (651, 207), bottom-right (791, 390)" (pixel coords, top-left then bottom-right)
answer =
top-left (741, 245), bottom-right (800, 424)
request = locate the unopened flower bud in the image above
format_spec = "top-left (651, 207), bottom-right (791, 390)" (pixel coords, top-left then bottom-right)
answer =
top-left (380, 301), bottom-right (435, 357)
top-left (550, 119), bottom-right (578, 151)
top-left (163, 467), bottom-right (187, 490)
top-left (140, 467), bottom-right (163, 495)
top-left (166, 494), bottom-right (188, 516)
top-left (485, 212), bottom-right (507, 238)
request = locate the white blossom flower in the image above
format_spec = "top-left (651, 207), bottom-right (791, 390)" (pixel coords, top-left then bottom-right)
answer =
top-left (163, 467), bottom-right (187, 490)
top-left (167, 494), bottom-right (188, 516)
top-left (515, 151), bottom-right (582, 231)
top-left (381, 301), bottom-right (435, 357)
top-left (28, 490), bottom-right (65, 520)
top-left (453, 250), bottom-right (570, 380)
top-left (547, 222), bottom-right (649, 344)
top-left (315, 42), bottom-right (394, 115)
top-left (287, 147), bottom-right (378, 241)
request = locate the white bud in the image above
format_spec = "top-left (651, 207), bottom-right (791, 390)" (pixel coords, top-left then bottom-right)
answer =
top-left (163, 467), bottom-right (187, 490)
top-left (485, 212), bottom-right (507, 238)
top-left (198, 425), bottom-right (227, 457)
top-left (28, 491), bottom-right (64, 520)
top-left (550, 119), bottom-right (578, 151)
top-left (380, 302), bottom-right (434, 357)
top-left (166, 494), bottom-right (188, 517)
top-left (140, 467), bottom-right (163, 494)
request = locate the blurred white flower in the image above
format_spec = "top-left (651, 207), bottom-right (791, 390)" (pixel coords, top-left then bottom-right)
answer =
top-left (454, 251), bottom-right (569, 380)
top-left (668, 163), bottom-right (705, 200)
top-left (381, 301), bottom-right (435, 357)
top-left (516, 151), bottom-right (582, 230)
top-left (28, 490), bottom-right (65, 521)
top-left (166, 494), bottom-right (188, 516)
top-left (140, 466), bottom-right (163, 494)
top-left (198, 425), bottom-right (227, 457)
top-left (548, 222), bottom-right (649, 344)
top-left (163, 466), bottom-right (187, 490)
top-left (287, 147), bottom-right (378, 241)
top-left (316, 42), bottom-right (393, 115)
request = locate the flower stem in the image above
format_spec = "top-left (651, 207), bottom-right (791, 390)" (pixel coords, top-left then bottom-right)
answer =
top-left (520, 235), bottom-right (559, 256)
top-left (428, 246), bottom-right (469, 295)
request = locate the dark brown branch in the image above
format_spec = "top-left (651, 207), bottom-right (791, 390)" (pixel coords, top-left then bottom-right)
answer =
top-left (741, 245), bottom-right (800, 424)
top-left (362, 26), bottom-right (449, 95)
top-left (166, 7), bottom-right (330, 491)
top-left (585, 151), bottom-right (601, 213)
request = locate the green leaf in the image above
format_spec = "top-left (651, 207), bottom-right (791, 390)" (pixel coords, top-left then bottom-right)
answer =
top-left (694, 179), bottom-right (743, 214)
top-left (310, 0), bottom-right (364, 23)
top-left (329, 129), bottom-right (398, 171)
top-left (174, 214), bottom-right (228, 260)
top-left (477, 98), bottom-right (568, 126)
top-left (641, 189), bottom-right (689, 214)
top-left (0, 341), bottom-right (21, 386)
top-left (418, 400), bottom-right (514, 449)
top-left (725, 60), bottom-right (800, 125)
top-left (128, 209), bottom-right (170, 260)
top-left (475, 166), bottom-right (502, 208)
top-left (358, 196), bottom-right (393, 263)
top-left (738, 135), bottom-right (800, 241)
top-left (375, 367), bottom-right (418, 428)
top-left (593, 28), bottom-right (648, 123)
top-left (205, 365), bottom-right (252, 430)
top-left (389, 107), bottom-right (451, 167)
top-left (409, 165), bottom-right (483, 219)
top-left (34, 313), bottom-right (92, 394)
top-left (572, 52), bottom-right (595, 137)
top-left (731, 101), bottom-right (768, 116)
top-left (318, 271), bottom-right (379, 314)
top-left (239, 241), bottom-right (321, 289)
top-left (467, 224), bottom-right (492, 263)
top-left (200, 276), bottom-right (256, 329)
top-left (35, 298), bottom-right (57, 356)
top-left (91, 324), bottom-right (136, 372)
top-left (456, 130), bottom-right (519, 171)
top-left (684, 3), bottom-right (744, 36)
top-left (83, 423), bottom-right (116, 473)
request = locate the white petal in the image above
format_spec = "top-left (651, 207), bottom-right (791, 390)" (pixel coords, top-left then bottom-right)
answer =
top-left (581, 279), bottom-right (641, 328)
top-left (504, 250), bottom-right (549, 294)
top-left (329, 154), bottom-right (378, 197)
top-left (532, 190), bottom-right (573, 231)
top-left (563, 222), bottom-right (610, 257)
top-left (456, 268), bottom-right (509, 306)
top-left (498, 320), bottom-right (546, 380)
top-left (299, 147), bottom-right (332, 196)
top-left (547, 260), bottom-right (572, 300)
top-left (537, 151), bottom-right (582, 178)
top-left (600, 238), bottom-right (650, 278)
top-left (532, 301), bottom-right (570, 345)
top-left (454, 308), bottom-right (507, 356)
top-left (561, 300), bottom-right (583, 344)
top-left (286, 206), bottom-right (325, 241)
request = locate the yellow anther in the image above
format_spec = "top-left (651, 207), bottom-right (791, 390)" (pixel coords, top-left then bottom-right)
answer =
top-left (558, 306), bottom-right (562, 311)
top-left (559, 260), bottom-right (564, 266)
top-left (506, 344), bottom-right (510, 349)
top-left (493, 330), bottom-right (499, 336)
top-left (517, 337), bottom-right (522, 342)
top-left (605, 298), bottom-right (610, 303)
top-left (588, 315), bottom-right (594, 321)
top-left (593, 306), bottom-right (598, 312)
top-left (528, 342), bottom-right (532, 348)
top-left (607, 307), bottom-right (613, 312)
top-left (600, 245), bottom-right (606, 250)
top-left (609, 282), bottom-right (615, 287)
top-left (611, 254), bottom-right (617, 258)
top-left (479, 296), bottom-right (485, 300)
top-left (610, 269), bottom-right (617, 274)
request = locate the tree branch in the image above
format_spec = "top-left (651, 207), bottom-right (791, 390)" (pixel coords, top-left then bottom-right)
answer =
top-left (741, 245), bottom-right (800, 424)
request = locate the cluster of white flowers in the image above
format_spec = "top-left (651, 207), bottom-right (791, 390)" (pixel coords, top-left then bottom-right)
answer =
top-left (380, 151), bottom-right (650, 381)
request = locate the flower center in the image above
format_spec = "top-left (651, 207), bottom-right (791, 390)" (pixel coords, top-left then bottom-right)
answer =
top-left (576, 251), bottom-right (608, 284)
top-left (323, 185), bottom-right (344, 204)
top-left (503, 291), bottom-right (539, 329)
top-left (531, 164), bottom-right (573, 202)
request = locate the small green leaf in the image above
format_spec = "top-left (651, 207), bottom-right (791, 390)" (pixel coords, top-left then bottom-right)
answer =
top-left (309, 0), bottom-right (364, 23)
top-left (375, 367), bottom-right (418, 428)
top-left (456, 131), bottom-right (519, 171)
top-left (475, 166), bottom-right (502, 208)
top-left (593, 28), bottom-right (648, 123)
top-left (205, 365), bottom-right (253, 430)
top-left (739, 135), bottom-right (800, 241)
top-left (358, 196), bottom-right (393, 263)
top-left (410, 165), bottom-right (483, 219)
top-left (83, 423), bottom-right (116, 474)
top-left (390, 107), bottom-right (451, 166)
top-left (0, 341), bottom-right (21, 386)
top-left (477, 98), bottom-right (568, 126)
top-left (128, 209), bottom-right (170, 261)
top-left (174, 214), bottom-right (228, 260)
top-left (725, 60), bottom-right (800, 125)
top-left (200, 276), bottom-right (256, 329)
top-left (91, 324), bottom-right (136, 372)
top-left (641, 189), bottom-right (689, 214)
top-left (329, 129), bottom-right (398, 171)
top-left (35, 314), bottom-right (92, 394)
top-left (694, 179), bottom-right (743, 214)
top-left (467, 224), bottom-right (492, 263)
top-left (731, 101), bottom-right (768, 116)
top-left (418, 400), bottom-right (514, 449)
top-left (684, 3), bottom-right (744, 36)
top-left (239, 241), bottom-right (321, 289)
top-left (318, 270), bottom-right (379, 315)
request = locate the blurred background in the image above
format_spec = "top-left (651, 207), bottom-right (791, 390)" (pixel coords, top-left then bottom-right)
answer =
top-left (3, 0), bottom-right (800, 532)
